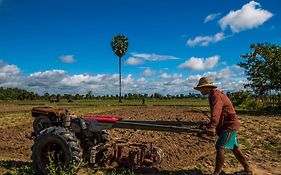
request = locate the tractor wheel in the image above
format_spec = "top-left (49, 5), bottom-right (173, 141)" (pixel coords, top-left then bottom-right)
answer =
top-left (33, 115), bottom-right (52, 135)
top-left (32, 126), bottom-right (83, 175)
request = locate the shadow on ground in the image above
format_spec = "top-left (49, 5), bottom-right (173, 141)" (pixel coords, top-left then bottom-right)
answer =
top-left (103, 167), bottom-right (242, 175)
top-left (0, 160), bottom-right (249, 175)
top-left (103, 167), bottom-right (205, 175)
top-left (236, 108), bottom-right (281, 116)
top-left (0, 160), bottom-right (34, 175)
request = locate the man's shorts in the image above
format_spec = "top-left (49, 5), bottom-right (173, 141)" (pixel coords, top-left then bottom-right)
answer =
top-left (216, 130), bottom-right (239, 149)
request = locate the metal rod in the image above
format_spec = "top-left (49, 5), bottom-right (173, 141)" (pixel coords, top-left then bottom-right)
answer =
top-left (112, 121), bottom-right (200, 133)
top-left (120, 120), bottom-right (204, 126)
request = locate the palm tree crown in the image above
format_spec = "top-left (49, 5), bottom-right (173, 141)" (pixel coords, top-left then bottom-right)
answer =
top-left (111, 35), bottom-right (128, 58)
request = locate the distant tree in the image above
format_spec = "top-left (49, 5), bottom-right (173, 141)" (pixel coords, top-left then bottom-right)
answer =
top-left (132, 93), bottom-right (139, 99)
top-left (153, 93), bottom-right (162, 99)
top-left (238, 43), bottom-right (281, 95)
top-left (44, 92), bottom-right (50, 101)
top-left (228, 91), bottom-right (252, 106)
top-left (74, 93), bottom-right (81, 100)
top-left (127, 93), bottom-right (133, 99)
top-left (85, 91), bottom-right (92, 99)
top-left (143, 93), bottom-right (148, 98)
top-left (50, 94), bottom-right (57, 103)
top-left (63, 94), bottom-right (72, 100)
top-left (165, 94), bottom-right (170, 99)
top-left (56, 94), bottom-right (61, 102)
top-left (180, 94), bottom-right (184, 99)
top-left (111, 34), bottom-right (129, 102)
top-left (124, 93), bottom-right (128, 99)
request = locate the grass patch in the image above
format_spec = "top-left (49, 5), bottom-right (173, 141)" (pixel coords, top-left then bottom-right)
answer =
top-left (0, 111), bottom-right (32, 128)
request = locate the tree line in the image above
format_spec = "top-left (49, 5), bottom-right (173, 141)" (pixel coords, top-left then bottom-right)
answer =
top-left (0, 87), bottom-right (39, 100)
top-left (0, 87), bottom-right (204, 101)
top-left (0, 86), bottom-right (280, 110)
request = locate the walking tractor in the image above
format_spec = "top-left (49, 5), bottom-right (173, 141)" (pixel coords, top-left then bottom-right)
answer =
top-left (31, 107), bottom-right (207, 174)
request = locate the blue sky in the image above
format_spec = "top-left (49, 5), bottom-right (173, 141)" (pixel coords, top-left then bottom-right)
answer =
top-left (0, 0), bottom-right (280, 95)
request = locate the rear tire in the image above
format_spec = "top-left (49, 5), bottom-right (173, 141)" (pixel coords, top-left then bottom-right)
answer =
top-left (32, 126), bottom-right (82, 175)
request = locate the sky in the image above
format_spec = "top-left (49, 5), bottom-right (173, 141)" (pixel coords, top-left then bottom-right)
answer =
top-left (0, 0), bottom-right (280, 96)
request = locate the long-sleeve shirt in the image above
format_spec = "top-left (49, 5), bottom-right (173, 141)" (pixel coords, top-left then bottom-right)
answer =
top-left (208, 89), bottom-right (240, 135)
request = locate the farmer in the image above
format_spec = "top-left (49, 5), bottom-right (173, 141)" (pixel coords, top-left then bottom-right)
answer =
top-left (194, 77), bottom-right (253, 175)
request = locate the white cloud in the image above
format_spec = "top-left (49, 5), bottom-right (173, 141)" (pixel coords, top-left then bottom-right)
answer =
top-left (136, 77), bottom-right (146, 84)
top-left (0, 65), bottom-right (20, 76)
top-left (203, 69), bottom-right (247, 92)
top-left (0, 61), bottom-right (248, 95)
top-left (203, 68), bottom-right (233, 80)
top-left (142, 68), bottom-right (155, 77)
top-left (28, 70), bottom-right (67, 88)
top-left (219, 1), bottom-right (273, 33)
top-left (160, 73), bottom-right (182, 79)
top-left (186, 75), bottom-right (202, 82)
top-left (123, 74), bottom-right (134, 85)
top-left (0, 61), bottom-right (23, 88)
top-left (125, 57), bottom-right (144, 65)
top-left (27, 71), bottom-right (120, 95)
top-left (29, 70), bottom-right (66, 79)
top-left (188, 66), bottom-right (247, 92)
top-left (204, 13), bottom-right (221, 23)
top-left (60, 74), bottom-right (119, 87)
top-left (131, 53), bottom-right (180, 61)
top-left (60, 74), bottom-right (92, 87)
top-left (179, 55), bottom-right (220, 71)
top-left (187, 32), bottom-right (226, 47)
top-left (160, 73), bottom-right (172, 79)
top-left (60, 55), bottom-right (75, 63)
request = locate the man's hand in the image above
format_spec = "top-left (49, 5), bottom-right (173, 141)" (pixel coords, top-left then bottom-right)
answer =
top-left (204, 128), bottom-right (216, 137)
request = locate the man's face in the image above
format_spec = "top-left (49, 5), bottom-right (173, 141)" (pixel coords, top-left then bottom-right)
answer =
top-left (198, 87), bottom-right (208, 95)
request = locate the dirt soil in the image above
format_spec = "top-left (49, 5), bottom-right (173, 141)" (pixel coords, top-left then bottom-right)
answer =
top-left (0, 106), bottom-right (280, 175)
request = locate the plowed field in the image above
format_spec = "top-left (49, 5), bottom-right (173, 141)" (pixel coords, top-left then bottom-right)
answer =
top-left (0, 106), bottom-right (280, 174)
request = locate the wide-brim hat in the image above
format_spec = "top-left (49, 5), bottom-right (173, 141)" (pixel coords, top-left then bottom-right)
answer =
top-left (194, 77), bottom-right (217, 90)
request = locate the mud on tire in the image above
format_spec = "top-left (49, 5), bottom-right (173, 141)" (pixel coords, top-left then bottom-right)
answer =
top-left (32, 126), bottom-right (83, 175)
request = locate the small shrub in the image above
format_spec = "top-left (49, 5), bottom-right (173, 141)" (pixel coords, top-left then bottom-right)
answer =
top-left (46, 152), bottom-right (83, 175)
top-left (228, 91), bottom-right (252, 107)
top-left (239, 99), bottom-right (264, 110)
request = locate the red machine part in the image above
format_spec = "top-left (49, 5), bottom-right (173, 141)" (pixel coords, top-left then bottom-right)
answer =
top-left (83, 116), bottom-right (122, 123)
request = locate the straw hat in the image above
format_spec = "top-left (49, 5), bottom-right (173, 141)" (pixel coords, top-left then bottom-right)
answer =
top-left (194, 77), bottom-right (217, 90)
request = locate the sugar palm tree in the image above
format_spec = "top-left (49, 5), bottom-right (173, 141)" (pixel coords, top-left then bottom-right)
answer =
top-left (111, 34), bottom-right (128, 102)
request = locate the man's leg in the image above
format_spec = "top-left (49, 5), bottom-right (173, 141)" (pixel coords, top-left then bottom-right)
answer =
top-left (232, 148), bottom-right (253, 174)
top-left (213, 147), bottom-right (225, 175)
